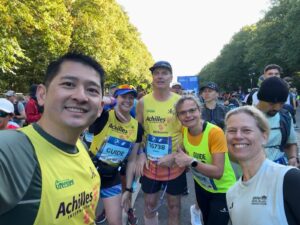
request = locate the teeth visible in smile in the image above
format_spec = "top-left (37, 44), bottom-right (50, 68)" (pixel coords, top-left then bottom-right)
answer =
top-left (67, 107), bottom-right (86, 113)
top-left (234, 144), bottom-right (248, 148)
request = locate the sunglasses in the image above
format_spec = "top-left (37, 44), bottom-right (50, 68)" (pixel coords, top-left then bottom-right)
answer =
top-left (0, 111), bottom-right (10, 118)
top-left (117, 84), bottom-right (136, 90)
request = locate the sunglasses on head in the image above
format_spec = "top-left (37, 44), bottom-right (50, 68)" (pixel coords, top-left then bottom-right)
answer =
top-left (117, 84), bottom-right (135, 90)
top-left (0, 111), bottom-right (10, 118)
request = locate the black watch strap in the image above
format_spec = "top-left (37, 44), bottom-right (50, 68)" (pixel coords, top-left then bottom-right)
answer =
top-left (125, 187), bottom-right (133, 193)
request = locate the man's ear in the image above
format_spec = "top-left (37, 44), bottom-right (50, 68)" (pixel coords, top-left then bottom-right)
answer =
top-left (36, 84), bottom-right (47, 106)
top-left (97, 100), bottom-right (104, 117)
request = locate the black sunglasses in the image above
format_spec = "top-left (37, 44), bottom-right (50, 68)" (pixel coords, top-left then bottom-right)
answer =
top-left (0, 111), bottom-right (10, 118)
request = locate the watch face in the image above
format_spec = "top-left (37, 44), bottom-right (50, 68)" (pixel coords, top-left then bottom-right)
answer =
top-left (191, 160), bottom-right (198, 168)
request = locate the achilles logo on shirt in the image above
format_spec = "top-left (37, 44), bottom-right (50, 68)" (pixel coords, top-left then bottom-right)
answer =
top-left (251, 195), bottom-right (267, 205)
top-left (108, 123), bottom-right (128, 134)
top-left (145, 116), bottom-right (166, 123)
top-left (56, 191), bottom-right (93, 219)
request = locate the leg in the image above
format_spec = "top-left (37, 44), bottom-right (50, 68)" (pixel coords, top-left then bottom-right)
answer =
top-left (206, 193), bottom-right (229, 225)
top-left (166, 194), bottom-right (181, 225)
top-left (144, 193), bottom-right (160, 225)
top-left (103, 194), bottom-right (122, 225)
top-left (140, 176), bottom-right (161, 225)
top-left (194, 181), bottom-right (210, 225)
top-left (165, 172), bottom-right (187, 225)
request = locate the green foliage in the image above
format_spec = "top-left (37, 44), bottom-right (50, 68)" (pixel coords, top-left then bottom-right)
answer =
top-left (198, 0), bottom-right (300, 92)
top-left (0, 0), bottom-right (153, 92)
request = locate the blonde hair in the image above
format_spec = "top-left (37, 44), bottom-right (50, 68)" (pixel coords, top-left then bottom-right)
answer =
top-left (225, 105), bottom-right (270, 137)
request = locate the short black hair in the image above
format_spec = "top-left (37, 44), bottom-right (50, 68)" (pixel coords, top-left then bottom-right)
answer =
top-left (264, 64), bottom-right (282, 74)
top-left (45, 52), bottom-right (105, 95)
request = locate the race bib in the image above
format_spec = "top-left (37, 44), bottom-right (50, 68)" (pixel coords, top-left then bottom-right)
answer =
top-left (146, 134), bottom-right (172, 161)
top-left (96, 136), bottom-right (132, 166)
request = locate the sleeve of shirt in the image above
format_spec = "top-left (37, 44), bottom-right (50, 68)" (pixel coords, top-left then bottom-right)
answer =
top-left (136, 123), bottom-right (144, 143)
top-left (0, 131), bottom-right (36, 215)
top-left (89, 110), bottom-right (109, 135)
top-left (208, 126), bottom-right (228, 154)
top-left (17, 102), bottom-right (25, 113)
top-left (283, 168), bottom-right (300, 225)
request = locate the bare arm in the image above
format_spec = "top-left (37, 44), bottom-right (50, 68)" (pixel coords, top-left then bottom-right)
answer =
top-left (285, 144), bottom-right (299, 167)
top-left (135, 98), bottom-right (148, 176)
top-left (175, 148), bottom-right (225, 179)
top-left (136, 98), bottom-right (144, 125)
top-left (121, 143), bottom-right (139, 211)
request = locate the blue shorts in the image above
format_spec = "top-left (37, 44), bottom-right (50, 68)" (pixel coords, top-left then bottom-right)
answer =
top-left (100, 184), bottom-right (122, 198)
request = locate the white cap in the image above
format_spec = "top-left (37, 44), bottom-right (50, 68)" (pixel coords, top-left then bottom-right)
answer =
top-left (4, 90), bottom-right (15, 97)
top-left (171, 82), bottom-right (182, 88)
top-left (0, 98), bottom-right (14, 114)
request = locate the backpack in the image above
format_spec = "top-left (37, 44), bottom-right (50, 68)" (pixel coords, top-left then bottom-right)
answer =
top-left (13, 101), bottom-right (21, 116)
top-left (271, 109), bottom-right (291, 151)
top-left (246, 89), bottom-right (257, 105)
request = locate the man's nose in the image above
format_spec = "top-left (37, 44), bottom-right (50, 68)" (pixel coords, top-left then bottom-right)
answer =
top-left (72, 86), bottom-right (88, 102)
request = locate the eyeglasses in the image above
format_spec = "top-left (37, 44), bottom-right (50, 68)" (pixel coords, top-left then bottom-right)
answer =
top-left (117, 84), bottom-right (136, 90)
top-left (0, 111), bottom-right (9, 118)
top-left (177, 107), bottom-right (198, 116)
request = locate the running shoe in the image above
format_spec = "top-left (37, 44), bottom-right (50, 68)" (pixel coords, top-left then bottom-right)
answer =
top-left (96, 210), bottom-right (106, 224)
top-left (190, 204), bottom-right (202, 225)
top-left (127, 208), bottom-right (138, 225)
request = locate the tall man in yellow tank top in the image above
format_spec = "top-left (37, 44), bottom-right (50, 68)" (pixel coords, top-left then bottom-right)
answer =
top-left (0, 53), bottom-right (104, 225)
top-left (136, 61), bottom-right (186, 225)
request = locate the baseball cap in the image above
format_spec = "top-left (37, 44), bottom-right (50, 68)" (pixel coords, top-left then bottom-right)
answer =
top-left (0, 98), bottom-right (14, 114)
top-left (4, 90), bottom-right (15, 97)
top-left (149, 61), bottom-right (172, 74)
top-left (114, 84), bottom-right (137, 98)
top-left (171, 82), bottom-right (182, 88)
top-left (200, 82), bottom-right (219, 92)
top-left (257, 77), bottom-right (288, 103)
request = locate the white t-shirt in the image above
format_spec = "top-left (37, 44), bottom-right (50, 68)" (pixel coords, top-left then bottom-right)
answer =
top-left (227, 159), bottom-right (292, 225)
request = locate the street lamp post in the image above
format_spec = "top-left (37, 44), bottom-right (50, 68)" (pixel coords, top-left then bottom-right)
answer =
top-left (249, 72), bottom-right (255, 90)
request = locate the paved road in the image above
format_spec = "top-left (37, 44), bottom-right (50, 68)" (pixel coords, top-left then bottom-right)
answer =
top-left (103, 107), bottom-right (300, 225)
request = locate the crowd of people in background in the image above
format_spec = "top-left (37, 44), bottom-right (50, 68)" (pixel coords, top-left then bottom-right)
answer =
top-left (1, 55), bottom-right (300, 225)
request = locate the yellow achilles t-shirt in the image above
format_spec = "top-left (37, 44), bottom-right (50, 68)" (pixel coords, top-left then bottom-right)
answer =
top-left (21, 125), bottom-right (100, 225)
top-left (143, 92), bottom-right (185, 181)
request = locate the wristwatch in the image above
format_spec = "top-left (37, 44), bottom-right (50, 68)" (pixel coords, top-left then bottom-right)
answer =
top-left (190, 158), bottom-right (198, 168)
top-left (125, 187), bottom-right (133, 193)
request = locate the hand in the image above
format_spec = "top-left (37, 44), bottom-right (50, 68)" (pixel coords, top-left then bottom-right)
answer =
top-left (157, 154), bottom-right (175, 168)
top-left (135, 152), bottom-right (148, 177)
top-left (174, 147), bottom-right (193, 167)
top-left (121, 191), bottom-right (132, 212)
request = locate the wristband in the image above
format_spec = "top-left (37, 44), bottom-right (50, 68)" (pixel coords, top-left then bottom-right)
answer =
top-left (288, 156), bottom-right (297, 160)
top-left (125, 187), bottom-right (133, 193)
